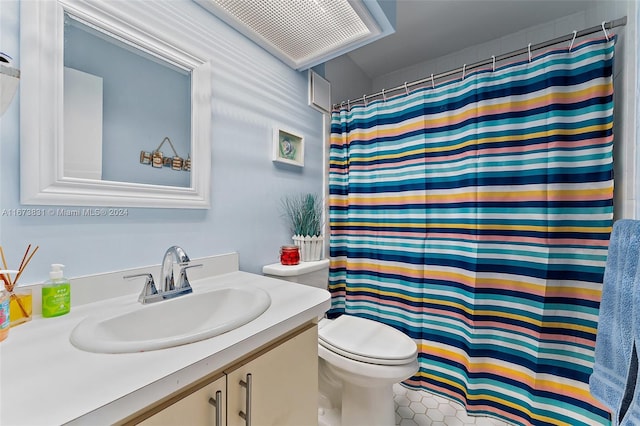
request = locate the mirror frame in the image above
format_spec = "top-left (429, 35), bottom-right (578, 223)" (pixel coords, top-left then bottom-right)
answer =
top-left (20, 0), bottom-right (212, 209)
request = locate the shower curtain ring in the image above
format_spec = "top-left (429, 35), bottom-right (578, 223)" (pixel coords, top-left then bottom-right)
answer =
top-left (347, 99), bottom-right (350, 110)
top-left (382, 89), bottom-right (386, 102)
top-left (363, 94), bottom-right (367, 107)
top-left (404, 82), bottom-right (409, 95)
top-left (528, 43), bottom-right (532, 62)
top-left (431, 74), bottom-right (435, 89)
top-left (461, 64), bottom-right (466, 80)
top-left (492, 55), bottom-right (496, 72)
top-left (601, 21), bottom-right (610, 41)
top-left (568, 30), bottom-right (577, 51)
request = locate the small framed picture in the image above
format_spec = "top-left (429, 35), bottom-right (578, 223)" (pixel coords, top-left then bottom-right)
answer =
top-left (273, 128), bottom-right (304, 167)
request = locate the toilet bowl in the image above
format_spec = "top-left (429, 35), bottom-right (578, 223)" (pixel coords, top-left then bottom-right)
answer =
top-left (263, 260), bottom-right (419, 426)
top-left (318, 315), bottom-right (419, 426)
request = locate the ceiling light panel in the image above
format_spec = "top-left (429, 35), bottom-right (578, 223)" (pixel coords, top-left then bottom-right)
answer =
top-left (198, 0), bottom-right (381, 70)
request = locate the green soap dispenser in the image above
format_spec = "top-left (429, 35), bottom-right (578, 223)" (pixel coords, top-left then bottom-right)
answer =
top-left (42, 264), bottom-right (70, 318)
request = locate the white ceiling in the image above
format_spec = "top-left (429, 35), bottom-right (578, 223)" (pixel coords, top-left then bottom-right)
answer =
top-left (347, 0), bottom-right (599, 79)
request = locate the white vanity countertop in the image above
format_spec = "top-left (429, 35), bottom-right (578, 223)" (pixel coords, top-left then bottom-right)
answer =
top-left (0, 270), bottom-right (331, 425)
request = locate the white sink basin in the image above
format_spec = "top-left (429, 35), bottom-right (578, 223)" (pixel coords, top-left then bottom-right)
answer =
top-left (70, 286), bottom-right (271, 354)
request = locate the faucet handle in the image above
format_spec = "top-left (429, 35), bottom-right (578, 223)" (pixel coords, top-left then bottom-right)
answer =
top-left (123, 273), bottom-right (158, 304)
top-left (177, 263), bottom-right (202, 290)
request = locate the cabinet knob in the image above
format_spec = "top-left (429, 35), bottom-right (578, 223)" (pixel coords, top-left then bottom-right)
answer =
top-left (208, 390), bottom-right (223, 426)
top-left (238, 373), bottom-right (252, 426)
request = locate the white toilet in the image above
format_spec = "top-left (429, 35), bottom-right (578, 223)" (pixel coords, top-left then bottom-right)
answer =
top-left (263, 259), bottom-right (419, 426)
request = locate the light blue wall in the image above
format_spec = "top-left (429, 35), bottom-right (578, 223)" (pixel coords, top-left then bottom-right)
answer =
top-left (0, 0), bottom-right (325, 284)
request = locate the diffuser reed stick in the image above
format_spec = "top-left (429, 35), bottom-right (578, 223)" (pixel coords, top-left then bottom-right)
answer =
top-left (17, 244), bottom-right (31, 274)
top-left (12, 245), bottom-right (39, 290)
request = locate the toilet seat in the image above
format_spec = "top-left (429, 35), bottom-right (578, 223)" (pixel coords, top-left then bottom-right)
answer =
top-left (319, 315), bottom-right (417, 365)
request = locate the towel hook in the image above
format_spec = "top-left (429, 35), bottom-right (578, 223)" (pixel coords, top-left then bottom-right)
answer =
top-left (568, 30), bottom-right (577, 51)
top-left (431, 74), bottom-right (435, 89)
top-left (404, 82), bottom-right (409, 96)
top-left (492, 55), bottom-right (496, 72)
top-left (528, 43), bottom-right (532, 62)
top-left (602, 21), bottom-right (610, 41)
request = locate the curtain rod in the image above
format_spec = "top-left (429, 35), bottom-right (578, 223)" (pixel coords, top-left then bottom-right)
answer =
top-left (333, 16), bottom-right (627, 110)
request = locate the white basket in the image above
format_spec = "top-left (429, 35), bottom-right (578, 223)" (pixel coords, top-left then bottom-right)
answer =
top-left (292, 235), bottom-right (323, 262)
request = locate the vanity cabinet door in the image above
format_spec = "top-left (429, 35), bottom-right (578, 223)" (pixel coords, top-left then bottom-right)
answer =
top-left (226, 325), bottom-right (318, 426)
top-left (138, 375), bottom-right (226, 426)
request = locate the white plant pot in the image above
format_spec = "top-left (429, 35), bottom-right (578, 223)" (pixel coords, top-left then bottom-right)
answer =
top-left (292, 235), bottom-right (324, 262)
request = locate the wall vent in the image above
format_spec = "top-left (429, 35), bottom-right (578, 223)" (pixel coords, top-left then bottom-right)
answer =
top-left (196, 0), bottom-right (381, 70)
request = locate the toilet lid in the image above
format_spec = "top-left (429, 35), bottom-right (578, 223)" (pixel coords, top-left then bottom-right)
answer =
top-left (318, 315), bottom-right (417, 365)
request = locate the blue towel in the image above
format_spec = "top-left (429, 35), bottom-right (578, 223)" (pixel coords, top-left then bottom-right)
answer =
top-left (618, 231), bottom-right (640, 425)
top-left (590, 219), bottom-right (640, 425)
top-left (618, 345), bottom-right (639, 425)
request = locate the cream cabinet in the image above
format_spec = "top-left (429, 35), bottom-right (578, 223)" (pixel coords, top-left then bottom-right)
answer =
top-left (126, 323), bottom-right (318, 426)
top-left (139, 375), bottom-right (226, 426)
top-left (226, 323), bottom-right (318, 426)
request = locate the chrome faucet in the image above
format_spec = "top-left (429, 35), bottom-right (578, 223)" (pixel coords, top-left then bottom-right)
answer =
top-left (160, 245), bottom-right (191, 293)
top-left (124, 245), bottom-right (201, 304)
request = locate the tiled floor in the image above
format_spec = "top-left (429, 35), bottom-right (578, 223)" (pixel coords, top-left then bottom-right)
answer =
top-left (394, 384), bottom-right (512, 426)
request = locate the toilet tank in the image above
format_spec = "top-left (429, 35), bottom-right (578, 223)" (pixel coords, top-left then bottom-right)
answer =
top-left (262, 259), bottom-right (330, 289)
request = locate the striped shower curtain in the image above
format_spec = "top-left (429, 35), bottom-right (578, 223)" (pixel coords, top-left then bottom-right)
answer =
top-left (329, 36), bottom-right (615, 426)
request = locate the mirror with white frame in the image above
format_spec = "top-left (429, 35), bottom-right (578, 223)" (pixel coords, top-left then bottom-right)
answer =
top-left (20, 0), bottom-right (212, 208)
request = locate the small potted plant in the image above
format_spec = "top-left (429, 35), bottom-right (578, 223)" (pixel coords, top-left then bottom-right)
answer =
top-left (281, 193), bottom-right (323, 261)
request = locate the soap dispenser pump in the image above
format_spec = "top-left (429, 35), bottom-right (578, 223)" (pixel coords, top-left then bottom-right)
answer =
top-left (42, 264), bottom-right (70, 318)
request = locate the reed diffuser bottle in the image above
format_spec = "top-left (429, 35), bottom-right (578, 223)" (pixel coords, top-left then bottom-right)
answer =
top-left (0, 245), bottom-right (38, 327)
